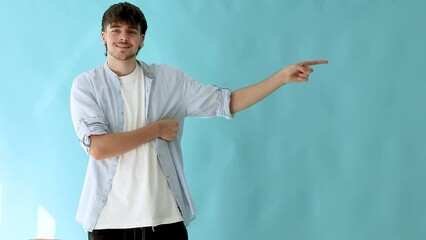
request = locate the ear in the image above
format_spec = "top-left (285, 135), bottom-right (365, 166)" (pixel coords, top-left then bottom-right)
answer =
top-left (101, 31), bottom-right (107, 44)
top-left (140, 34), bottom-right (145, 47)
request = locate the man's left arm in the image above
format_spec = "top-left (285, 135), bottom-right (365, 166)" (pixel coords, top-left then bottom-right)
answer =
top-left (230, 60), bottom-right (328, 113)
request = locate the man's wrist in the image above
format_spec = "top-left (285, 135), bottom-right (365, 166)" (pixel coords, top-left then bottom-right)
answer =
top-left (151, 121), bottom-right (161, 139)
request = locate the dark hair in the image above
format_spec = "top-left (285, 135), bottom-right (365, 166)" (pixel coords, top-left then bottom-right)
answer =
top-left (102, 2), bottom-right (148, 34)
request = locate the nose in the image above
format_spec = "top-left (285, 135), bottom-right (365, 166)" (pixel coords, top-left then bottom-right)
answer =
top-left (119, 33), bottom-right (129, 42)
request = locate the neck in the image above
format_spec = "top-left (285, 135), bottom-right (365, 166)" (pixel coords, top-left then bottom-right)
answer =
top-left (106, 56), bottom-right (137, 76)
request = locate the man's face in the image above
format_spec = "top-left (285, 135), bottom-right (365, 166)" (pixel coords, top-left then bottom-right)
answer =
top-left (102, 22), bottom-right (144, 61)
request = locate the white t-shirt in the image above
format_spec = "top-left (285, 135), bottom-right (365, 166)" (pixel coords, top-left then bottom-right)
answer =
top-left (94, 63), bottom-right (183, 229)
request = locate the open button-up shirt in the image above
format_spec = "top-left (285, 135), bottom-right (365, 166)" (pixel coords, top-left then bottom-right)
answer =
top-left (70, 60), bottom-right (233, 232)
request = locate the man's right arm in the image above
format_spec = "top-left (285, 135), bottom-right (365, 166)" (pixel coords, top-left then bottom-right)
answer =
top-left (90, 119), bottom-right (179, 160)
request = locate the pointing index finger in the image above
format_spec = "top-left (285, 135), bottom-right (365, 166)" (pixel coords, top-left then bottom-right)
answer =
top-left (299, 60), bottom-right (329, 67)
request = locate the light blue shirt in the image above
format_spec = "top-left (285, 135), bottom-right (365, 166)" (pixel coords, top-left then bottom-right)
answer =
top-left (70, 60), bottom-right (233, 232)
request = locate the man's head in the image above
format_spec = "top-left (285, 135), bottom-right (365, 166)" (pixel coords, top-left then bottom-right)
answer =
top-left (101, 2), bottom-right (147, 58)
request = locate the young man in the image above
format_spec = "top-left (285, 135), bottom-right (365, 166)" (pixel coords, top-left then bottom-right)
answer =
top-left (70, 2), bottom-right (327, 240)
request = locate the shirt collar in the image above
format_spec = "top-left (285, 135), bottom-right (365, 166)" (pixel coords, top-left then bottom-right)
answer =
top-left (103, 60), bottom-right (154, 79)
top-left (137, 60), bottom-right (154, 79)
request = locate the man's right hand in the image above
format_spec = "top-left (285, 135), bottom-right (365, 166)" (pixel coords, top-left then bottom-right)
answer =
top-left (155, 119), bottom-right (179, 141)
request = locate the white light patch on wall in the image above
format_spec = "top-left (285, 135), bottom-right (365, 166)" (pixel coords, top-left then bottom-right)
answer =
top-left (37, 206), bottom-right (56, 239)
top-left (0, 182), bottom-right (2, 228)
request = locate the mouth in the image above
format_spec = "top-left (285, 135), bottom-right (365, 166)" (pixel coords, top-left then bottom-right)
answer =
top-left (114, 43), bottom-right (132, 49)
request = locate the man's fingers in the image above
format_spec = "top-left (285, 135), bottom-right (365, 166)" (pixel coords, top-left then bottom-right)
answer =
top-left (299, 60), bottom-right (329, 67)
top-left (285, 59), bottom-right (327, 83)
top-left (298, 73), bottom-right (310, 78)
top-left (296, 65), bottom-right (313, 75)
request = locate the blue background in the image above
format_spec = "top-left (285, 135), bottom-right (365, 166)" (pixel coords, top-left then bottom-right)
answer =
top-left (1, 0), bottom-right (426, 239)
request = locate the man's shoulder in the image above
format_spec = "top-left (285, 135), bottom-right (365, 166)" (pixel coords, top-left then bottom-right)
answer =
top-left (73, 63), bottom-right (110, 85)
top-left (78, 63), bottom-right (108, 77)
top-left (139, 60), bottom-right (183, 77)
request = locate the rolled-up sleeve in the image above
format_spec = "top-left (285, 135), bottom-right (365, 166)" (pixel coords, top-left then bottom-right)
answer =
top-left (182, 71), bottom-right (234, 119)
top-left (70, 75), bottom-right (109, 154)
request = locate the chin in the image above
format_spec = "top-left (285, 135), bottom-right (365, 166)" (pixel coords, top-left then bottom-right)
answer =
top-left (109, 52), bottom-right (137, 61)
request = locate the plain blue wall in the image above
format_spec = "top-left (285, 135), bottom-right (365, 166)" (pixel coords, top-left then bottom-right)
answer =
top-left (1, 0), bottom-right (426, 239)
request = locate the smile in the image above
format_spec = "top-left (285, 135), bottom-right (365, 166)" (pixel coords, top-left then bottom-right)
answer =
top-left (115, 44), bottom-right (132, 48)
